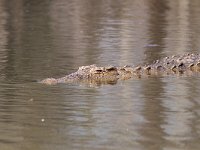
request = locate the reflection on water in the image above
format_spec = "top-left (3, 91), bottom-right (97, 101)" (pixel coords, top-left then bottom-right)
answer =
top-left (0, 0), bottom-right (200, 149)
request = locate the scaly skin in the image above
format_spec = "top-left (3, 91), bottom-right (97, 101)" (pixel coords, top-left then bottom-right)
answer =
top-left (40, 53), bottom-right (200, 85)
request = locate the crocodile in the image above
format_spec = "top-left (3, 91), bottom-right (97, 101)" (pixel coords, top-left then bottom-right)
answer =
top-left (40, 53), bottom-right (200, 85)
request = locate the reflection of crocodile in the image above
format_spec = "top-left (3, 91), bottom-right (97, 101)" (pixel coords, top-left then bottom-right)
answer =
top-left (40, 53), bottom-right (200, 85)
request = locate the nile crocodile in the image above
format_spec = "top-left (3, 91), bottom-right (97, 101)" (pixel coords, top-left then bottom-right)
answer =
top-left (40, 53), bottom-right (200, 85)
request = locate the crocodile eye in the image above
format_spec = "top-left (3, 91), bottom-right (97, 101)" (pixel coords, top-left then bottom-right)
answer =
top-left (106, 67), bottom-right (117, 71)
top-left (95, 69), bottom-right (103, 72)
top-left (119, 68), bottom-right (126, 71)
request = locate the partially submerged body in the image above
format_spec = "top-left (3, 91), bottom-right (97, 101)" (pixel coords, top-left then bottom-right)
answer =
top-left (40, 53), bottom-right (200, 85)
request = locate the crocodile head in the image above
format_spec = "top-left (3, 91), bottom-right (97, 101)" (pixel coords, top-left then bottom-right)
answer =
top-left (40, 65), bottom-right (120, 85)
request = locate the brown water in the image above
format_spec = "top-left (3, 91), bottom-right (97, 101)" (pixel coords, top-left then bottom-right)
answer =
top-left (0, 0), bottom-right (200, 149)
